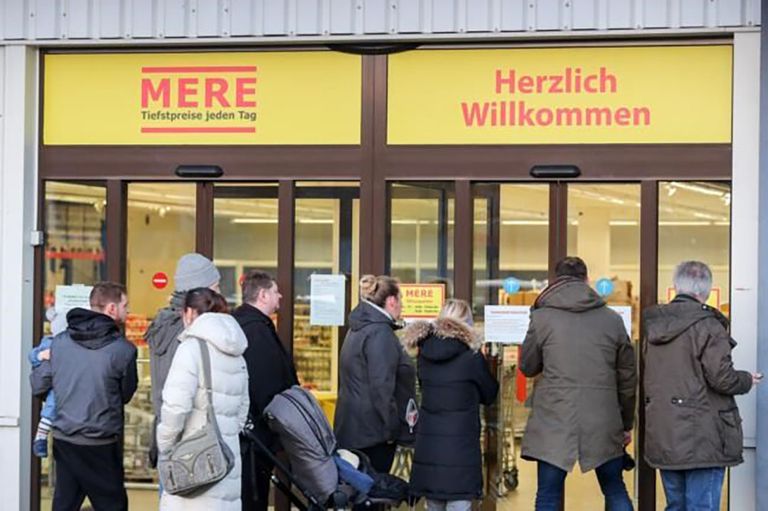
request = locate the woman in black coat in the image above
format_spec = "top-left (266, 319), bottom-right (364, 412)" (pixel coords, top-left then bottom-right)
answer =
top-left (403, 299), bottom-right (499, 511)
top-left (334, 275), bottom-right (416, 474)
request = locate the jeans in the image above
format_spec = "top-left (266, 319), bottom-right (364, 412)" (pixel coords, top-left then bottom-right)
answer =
top-left (426, 499), bottom-right (472, 511)
top-left (660, 467), bottom-right (725, 511)
top-left (535, 456), bottom-right (633, 511)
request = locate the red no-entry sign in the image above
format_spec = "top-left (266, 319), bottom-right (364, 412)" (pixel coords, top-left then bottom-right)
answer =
top-left (152, 272), bottom-right (169, 289)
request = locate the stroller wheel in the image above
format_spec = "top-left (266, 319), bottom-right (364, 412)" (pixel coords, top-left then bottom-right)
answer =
top-left (504, 468), bottom-right (519, 491)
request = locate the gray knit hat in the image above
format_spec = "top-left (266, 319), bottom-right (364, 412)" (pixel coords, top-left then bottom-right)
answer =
top-left (174, 253), bottom-right (221, 292)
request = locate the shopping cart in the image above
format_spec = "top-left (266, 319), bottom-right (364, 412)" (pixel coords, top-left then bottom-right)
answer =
top-left (496, 344), bottom-right (534, 494)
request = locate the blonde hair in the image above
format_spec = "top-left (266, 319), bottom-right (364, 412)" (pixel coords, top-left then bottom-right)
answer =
top-left (359, 275), bottom-right (400, 307)
top-left (438, 298), bottom-right (473, 324)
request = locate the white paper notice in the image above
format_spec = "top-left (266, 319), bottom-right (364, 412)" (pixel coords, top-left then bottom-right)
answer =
top-left (55, 284), bottom-right (93, 313)
top-left (310, 274), bottom-right (346, 326)
top-left (484, 305), bottom-right (531, 344)
top-left (609, 305), bottom-right (632, 337)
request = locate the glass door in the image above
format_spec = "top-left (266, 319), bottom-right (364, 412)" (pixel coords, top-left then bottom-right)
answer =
top-left (565, 184), bottom-right (641, 507)
top-left (39, 181), bottom-right (108, 510)
top-left (655, 181), bottom-right (732, 511)
top-left (292, 182), bottom-right (360, 418)
top-left (473, 183), bottom-right (550, 506)
top-left (124, 183), bottom-right (196, 508)
top-left (212, 183), bottom-right (279, 307)
top-left (472, 182), bottom-right (642, 510)
top-left (389, 182), bottom-right (455, 291)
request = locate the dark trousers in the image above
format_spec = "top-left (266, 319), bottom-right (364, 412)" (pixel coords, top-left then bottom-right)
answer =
top-left (360, 442), bottom-right (397, 474)
top-left (242, 440), bottom-right (273, 511)
top-left (52, 439), bottom-right (127, 511)
top-left (535, 456), bottom-right (633, 511)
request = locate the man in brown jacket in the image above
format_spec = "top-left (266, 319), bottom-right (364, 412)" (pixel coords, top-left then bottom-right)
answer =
top-left (520, 256), bottom-right (636, 511)
top-left (644, 260), bottom-right (759, 510)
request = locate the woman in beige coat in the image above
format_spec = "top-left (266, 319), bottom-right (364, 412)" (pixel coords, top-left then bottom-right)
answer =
top-left (157, 288), bottom-right (250, 511)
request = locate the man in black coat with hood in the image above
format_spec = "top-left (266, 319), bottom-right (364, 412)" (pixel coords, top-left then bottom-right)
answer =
top-left (31, 282), bottom-right (137, 511)
top-left (233, 270), bottom-right (299, 511)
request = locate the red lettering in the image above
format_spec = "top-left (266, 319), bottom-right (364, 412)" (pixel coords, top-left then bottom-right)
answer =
top-left (178, 78), bottom-right (198, 107)
top-left (495, 69), bottom-right (515, 93)
top-left (205, 78), bottom-right (230, 108)
top-left (614, 107), bottom-right (631, 126)
top-left (633, 107), bottom-right (651, 125)
top-left (536, 108), bottom-right (553, 126)
top-left (518, 76), bottom-right (533, 93)
top-left (236, 77), bottom-right (257, 107)
top-left (141, 78), bottom-right (170, 108)
top-left (516, 101), bottom-right (534, 126)
top-left (600, 67), bottom-right (618, 93)
top-left (461, 102), bottom-right (490, 127)
top-left (584, 75), bottom-right (598, 93)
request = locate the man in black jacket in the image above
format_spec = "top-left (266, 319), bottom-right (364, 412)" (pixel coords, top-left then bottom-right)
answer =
top-left (233, 270), bottom-right (299, 511)
top-left (31, 282), bottom-right (137, 511)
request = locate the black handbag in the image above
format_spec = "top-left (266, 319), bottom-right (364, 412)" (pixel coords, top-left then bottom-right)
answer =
top-left (157, 339), bottom-right (235, 496)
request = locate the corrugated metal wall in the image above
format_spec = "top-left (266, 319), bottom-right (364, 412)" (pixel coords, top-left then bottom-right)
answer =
top-left (0, 0), bottom-right (760, 42)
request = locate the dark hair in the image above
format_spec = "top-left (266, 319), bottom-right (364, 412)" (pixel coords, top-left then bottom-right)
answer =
top-left (360, 274), bottom-right (400, 307)
top-left (241, 270), bottom-right (276, 303)
top-left (555, 256), bottom-right (588, 280)
top-left (89, 282), bottom-right (126, 311)
top-left (184, 288), bottom-right (229, 315)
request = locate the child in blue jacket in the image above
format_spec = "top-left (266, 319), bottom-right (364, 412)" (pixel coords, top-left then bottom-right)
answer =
top-left (28, 308), bottom-right (67, 458)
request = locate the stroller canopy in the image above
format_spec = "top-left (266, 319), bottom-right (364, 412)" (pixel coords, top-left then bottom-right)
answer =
top-left (264, 386), bottom-right (339, 503)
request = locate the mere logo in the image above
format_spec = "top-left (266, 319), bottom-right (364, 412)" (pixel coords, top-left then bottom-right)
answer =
top-left (139, 65), bottom-right (258, 134)
top-left (141, 66), bottom-right (257, 108)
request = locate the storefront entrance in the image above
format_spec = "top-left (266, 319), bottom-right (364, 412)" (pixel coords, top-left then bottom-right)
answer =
top-left (37, 174), bottom-right (732, 511)
top-left (32, 42), bottom-right (737, 511)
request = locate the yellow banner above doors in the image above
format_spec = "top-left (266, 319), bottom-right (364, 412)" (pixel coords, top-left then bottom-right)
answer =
top-left (43, 52), bottom-right (361, 145)
top-left (387, 45), bottom-right (732, 144)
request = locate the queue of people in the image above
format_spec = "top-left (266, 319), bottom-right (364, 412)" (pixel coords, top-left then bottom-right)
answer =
top-left (28, 253), bottom-right (757, 511)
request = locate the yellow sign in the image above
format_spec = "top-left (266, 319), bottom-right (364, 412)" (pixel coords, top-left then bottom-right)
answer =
top-left (388, 46), bottom-right (732, 144)
top-left (44, 52), bottom-right (361, 145)
top-left (666, 287), bottom-right (721, 309)
top-left (400, 284), bottom-right (446, 320)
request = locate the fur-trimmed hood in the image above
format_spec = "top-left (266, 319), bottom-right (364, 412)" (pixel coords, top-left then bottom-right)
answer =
top-left (402, 317), bottom-right (482, 352)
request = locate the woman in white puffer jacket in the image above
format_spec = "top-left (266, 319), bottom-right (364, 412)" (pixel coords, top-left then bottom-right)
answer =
top-left (157, 288), bottom-right (250, 511)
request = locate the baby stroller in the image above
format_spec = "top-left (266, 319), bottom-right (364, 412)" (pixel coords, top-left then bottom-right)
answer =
top-left (243, 385), bottom-right (410, 511)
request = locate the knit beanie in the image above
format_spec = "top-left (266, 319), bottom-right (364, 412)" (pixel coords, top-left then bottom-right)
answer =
top-left (174, 253), bottom-right (221, 292)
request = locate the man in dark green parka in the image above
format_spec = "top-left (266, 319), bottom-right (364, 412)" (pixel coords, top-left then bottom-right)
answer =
top-left (644, 260), bottom-right (759, 510)
top-left (520, 256), bottom-right (636, 511)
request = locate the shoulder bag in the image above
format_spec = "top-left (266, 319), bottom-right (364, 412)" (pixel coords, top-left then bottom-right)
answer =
top-left (157, 339), bottom-right (235, 496)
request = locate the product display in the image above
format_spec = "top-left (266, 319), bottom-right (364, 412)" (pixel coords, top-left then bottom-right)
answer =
top-left (293, 304), bottom-right (334, 392)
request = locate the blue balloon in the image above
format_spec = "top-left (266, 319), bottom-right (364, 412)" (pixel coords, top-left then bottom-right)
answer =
top-left (503, 277), bottom-right (521, 294)
top-left (595, 278), bottom-right (614, 297)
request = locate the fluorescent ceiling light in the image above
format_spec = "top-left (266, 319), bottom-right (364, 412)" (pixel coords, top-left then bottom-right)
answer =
top-left (391, 219), bottom-right (433, 225)
top-left (231, 218), bottom-right (278, 224)
top-left (501, 220), bottom-right (548, 226)
top-left (670, 182), bottom-right (728, 197)
top-left (298, 219), bottom-right (334, 224)
top-left (659, 221), bottom-right (711, 226)
top-left (609, 220), bottom-right (639, 226)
